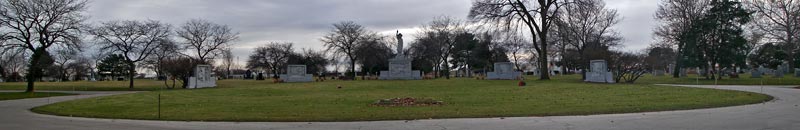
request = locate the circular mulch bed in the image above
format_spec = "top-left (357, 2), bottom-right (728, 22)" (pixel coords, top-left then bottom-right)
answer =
top-left (372, 97), bottom-right (444, 107)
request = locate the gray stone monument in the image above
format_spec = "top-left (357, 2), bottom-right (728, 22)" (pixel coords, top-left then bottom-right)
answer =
top-left (279, 65), bottom-right (313, 82)
top-left (751, 68), bottom-right (762, 78)
top-left (679, 68), bottom-right (688, 77)
top-left (781, 61), bottom-right (790, 73)
top-left (187, 64), bottom-right (216, 89)
top-left (380, 31), bottom-right (421, 80)
top-left (795, 68), bottom-right (800, 77)
top-left (585, 60), bottom-right (615, 83)
top-left (758, 66), bottom-right (768, 75)
top-left (487, 62), bottom-right (522, 80)
top-left (653, 69), bottom-right (665, 76)
top-left (775, 65), bottom-right (785, 78)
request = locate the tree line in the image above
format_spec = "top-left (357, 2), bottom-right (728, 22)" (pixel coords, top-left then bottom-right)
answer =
top-left (3, 0), bottom-right (797, 92)
top-left (0, 0), bottom-right (238, 91)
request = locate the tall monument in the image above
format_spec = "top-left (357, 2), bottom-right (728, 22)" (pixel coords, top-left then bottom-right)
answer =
top-left (379, 31), bottom-right (421, 80)
top-left (396, 30), bottom-right (404, 56)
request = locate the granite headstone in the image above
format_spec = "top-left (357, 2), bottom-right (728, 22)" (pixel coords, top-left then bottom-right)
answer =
top-left (795, 68), bottom-right (800, 77)
top-left (751, 68), bottom-right (762, 78)
top-left (653, 69), bottom-right (665, 76)
top-left (487, 62), bottom-right (522, 80)
top-left (279, 65), bottom-right (313, 82)
top-left (187, 65), bottom-right (216, 89)
top-left (775, 65), bottom-right (785, 78)
top-left (585, 60), bottom-right (615, 83)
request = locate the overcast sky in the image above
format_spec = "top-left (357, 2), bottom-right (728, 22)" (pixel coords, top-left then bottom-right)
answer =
top-left (87, 0), bottom-right (659, 65)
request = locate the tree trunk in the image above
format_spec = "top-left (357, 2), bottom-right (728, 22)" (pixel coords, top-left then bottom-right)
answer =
top-left (788, 34), bottom-right (796, 73)
top-left (538, 54), bottom-right (550, 80)
top-left (443, 59), bottom-right (450, 79)
top-left (128, 62), bottom-right (136, 89)
top-left (349, 58), bottom-right (356, 80)
top-left (434, 64), bottom-right (440, 78)
top-left (272, 67), bottom-right (279, 79)
top-left (181, 76), bottom-right (189, 89)
top-left (672, 48), bottom-right (683, 78)
top-left (25, 48), bottom-right (46, 93)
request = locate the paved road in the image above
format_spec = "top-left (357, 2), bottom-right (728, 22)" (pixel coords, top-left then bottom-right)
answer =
top-left (1, 85), bottom-right (799, 130)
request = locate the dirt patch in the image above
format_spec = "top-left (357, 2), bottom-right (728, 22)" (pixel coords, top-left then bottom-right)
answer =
top-left (372, 97), bottom-right (443, 107)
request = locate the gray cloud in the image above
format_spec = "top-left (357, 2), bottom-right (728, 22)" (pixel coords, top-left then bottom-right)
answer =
top-left (87, 0), bottom-right (656, 64)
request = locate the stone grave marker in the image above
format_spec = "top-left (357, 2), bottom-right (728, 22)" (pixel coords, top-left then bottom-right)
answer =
top-left (187, 64), bottom-right (216, 89)
top-left (680, 68), bottom-right (688, 77)
top-left (795, 68), bottom-right (800, 77)
top-left (653, 69), bottom-right (665, 76)
top-left (487, 62), bottom-right (522, 80)
top-left (751, 68), bottom-right (762, 78)
top-left (775, 65), bottom-right (785, 78)
top-left (279, 65), bottom-right (313, 82)
top-left (585, 60), bottom-right (615, 83)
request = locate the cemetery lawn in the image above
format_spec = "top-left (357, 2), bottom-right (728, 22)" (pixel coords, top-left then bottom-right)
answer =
top-left (3, 73), bottom-right (796, 92)
top-left (32, 77), bottom-right (772, 122)
top-left (0, 92), bottom-right (75, 101)
top-left (635, 73), bottom-right (800, 85)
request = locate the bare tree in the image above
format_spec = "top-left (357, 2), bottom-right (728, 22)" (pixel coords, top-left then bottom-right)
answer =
top-left (744, 0), bottom-right (800, 71)
top-left (176, 19), bottom-right (239, 64)
top-left (143, 39), bottom-right (178, 81)
top-left (553, 0), bottom-right (621, 79)
top-left (321, 21), bottom-right (371, 80)
top-left (610, 51), bottom-right (647, 83)
top-left (654, 0), bottom-right (710, 78)
top-left (221, 48), bottom-right (234, 79)
top-left (417, 16), bottom-right (466, 79)
top-left (247, 42), bottom-right (294, 79)
top-left (469, 0), bottom-right (565, 80)
top-left (0, 0), bottom-right (87, 92)
top-left (90, 20), bottom-right (171, 89)
top-left (0, 48), bottom-right (28, 81)
top-left (500, 35), bottom-right (529, 71)
top-left (160, 56), bottom-right (194, 89)
top-left (354, 34), bottom-right (391, 78)
top-left (52, 48), bottom-right (78, 81)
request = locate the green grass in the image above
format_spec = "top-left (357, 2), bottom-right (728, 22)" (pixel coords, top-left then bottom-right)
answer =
top-left (32, 76), bottom-right (772, 122)
top-left (0, 80), bottom-right (174, 91)
top-left (0, 92), bottom-right (75, 101)
top-left (635, 73), bottom-right (800, 85)
top-left (0, 79), bottom-right (259, 91)
top-left (1, 73), bottom-right (796, 92)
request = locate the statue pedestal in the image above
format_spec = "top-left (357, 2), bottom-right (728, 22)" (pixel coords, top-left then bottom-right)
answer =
top-left (379, 56), bottom-right (421, 80)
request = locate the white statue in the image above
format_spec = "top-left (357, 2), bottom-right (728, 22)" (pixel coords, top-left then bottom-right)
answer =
top-left (396, 30), bottom-right (404, 56)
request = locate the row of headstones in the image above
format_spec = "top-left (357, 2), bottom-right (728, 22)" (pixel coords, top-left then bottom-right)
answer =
top-left (186, 62), bottom-right (800, 89)
top-left (186, 64), bottom-right (314, 89)
top-left (279, 63), bottom-right (525, 81)
top-left (650, 66), bottom-right (800, 78)
top-left (752, 65), bottom-right (800, 78)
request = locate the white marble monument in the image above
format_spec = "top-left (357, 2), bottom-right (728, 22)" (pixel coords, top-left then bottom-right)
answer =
top-left (487, 62), bottom-right (522, 80)
top-left (585, 60), bottom-right (615, 83)
top-left (380, 31), bottom-right (422, 80)
top-left (279, 65), bottom-right (313, 82)
top-left (187, 65), bottom-right (216, 89)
